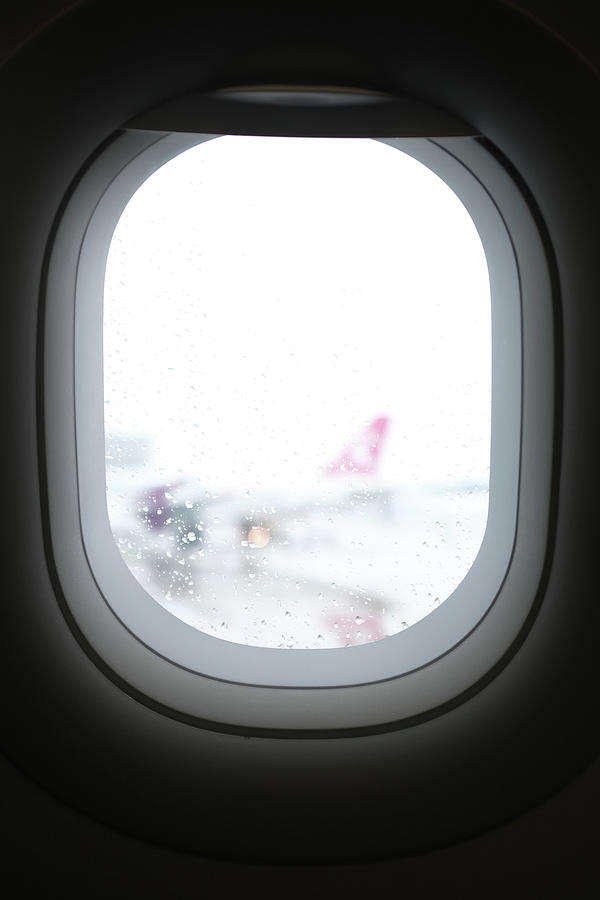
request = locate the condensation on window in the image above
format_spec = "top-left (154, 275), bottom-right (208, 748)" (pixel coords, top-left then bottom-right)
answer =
top-left (104, 136), bottom-right (491, 649)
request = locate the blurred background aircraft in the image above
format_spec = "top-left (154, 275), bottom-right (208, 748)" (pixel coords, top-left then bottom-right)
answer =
top-left (106, 416), bottom-right (488, 648)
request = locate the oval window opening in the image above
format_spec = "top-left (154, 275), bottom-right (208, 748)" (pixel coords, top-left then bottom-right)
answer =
top-left (104, 136), bottom-right (491, 649)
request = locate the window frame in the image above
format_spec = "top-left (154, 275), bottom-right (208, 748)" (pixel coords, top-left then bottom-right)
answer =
top-left (43, 120), bottom-right (553, 731)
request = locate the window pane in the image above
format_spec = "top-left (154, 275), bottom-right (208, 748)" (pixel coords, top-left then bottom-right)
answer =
top-left (104, 136), bottom-right (490, 649)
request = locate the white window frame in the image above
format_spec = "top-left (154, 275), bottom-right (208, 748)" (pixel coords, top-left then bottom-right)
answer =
top-left (43, 116), bottom-right (553, 730)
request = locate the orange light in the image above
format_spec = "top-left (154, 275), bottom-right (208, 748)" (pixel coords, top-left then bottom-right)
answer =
top-left (247, 525), bottom-right (271, 548)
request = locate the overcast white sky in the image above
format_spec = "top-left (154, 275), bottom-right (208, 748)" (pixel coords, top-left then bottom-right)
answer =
top-left (104, 136), bottom-right (491, 491)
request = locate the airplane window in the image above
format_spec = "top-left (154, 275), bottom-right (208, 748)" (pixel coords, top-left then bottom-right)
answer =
top-left (103, 135), bottom-right (491, 650)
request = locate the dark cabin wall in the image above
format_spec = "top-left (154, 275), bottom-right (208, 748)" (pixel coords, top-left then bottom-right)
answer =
top-left (0, 2), bottom-right (598, 896)
top-left (2, 749), bottom-right (599, 898)
top-left (2, 1), bottom-right (598, 73)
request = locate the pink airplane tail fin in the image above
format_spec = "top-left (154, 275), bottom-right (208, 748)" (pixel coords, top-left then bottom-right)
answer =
top-left (324, 416), bottom-right (390, 477)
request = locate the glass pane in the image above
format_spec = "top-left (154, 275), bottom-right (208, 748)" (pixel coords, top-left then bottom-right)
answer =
top-left (104, 136), bottom-right (490, 649)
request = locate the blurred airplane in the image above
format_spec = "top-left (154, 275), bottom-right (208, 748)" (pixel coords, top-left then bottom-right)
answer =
top-left (106, 417), bottom-right (488, 648)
